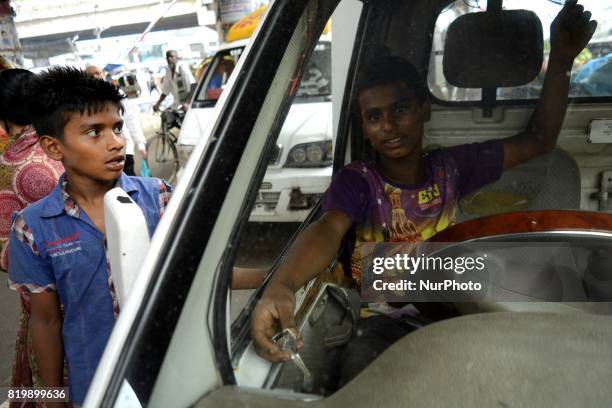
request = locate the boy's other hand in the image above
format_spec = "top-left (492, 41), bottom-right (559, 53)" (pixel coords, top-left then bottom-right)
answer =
top-left (251, 282), bottom-right (302, 362)
top-left (550, 0), bottom-right (597, 64)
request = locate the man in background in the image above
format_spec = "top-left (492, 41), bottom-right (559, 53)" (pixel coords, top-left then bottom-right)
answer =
top-left (153, 49), bottom-right (195, 112)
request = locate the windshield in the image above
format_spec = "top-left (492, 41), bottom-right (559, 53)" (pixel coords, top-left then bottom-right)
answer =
top-left (429, 0), bottom-right (612, 101)
top-left (195, 40), bottom-right (332, 104)
top-left (295, 41), bottom-right (332, 99)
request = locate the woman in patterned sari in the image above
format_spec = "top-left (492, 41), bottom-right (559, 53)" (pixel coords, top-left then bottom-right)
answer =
top-left (0, 68), bottom-right (65, 407)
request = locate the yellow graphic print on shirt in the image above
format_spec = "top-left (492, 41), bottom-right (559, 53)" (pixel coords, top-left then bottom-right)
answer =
top-left (385, 184), bottom-right (421, 242)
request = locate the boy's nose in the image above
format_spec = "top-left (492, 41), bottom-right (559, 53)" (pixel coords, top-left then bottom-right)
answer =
top-left (108, 131), bottom-right (126, 151)
top-left (381, 112), bottom-right (396, 132)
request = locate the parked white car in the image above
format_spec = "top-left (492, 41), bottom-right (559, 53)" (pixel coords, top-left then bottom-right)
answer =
top-left (178, 40), bottom-right (333, 222)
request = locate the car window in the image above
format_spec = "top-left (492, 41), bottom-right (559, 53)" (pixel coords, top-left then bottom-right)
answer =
top-left (195, 46), bottom-right (243, 103)
top-left (195, 40), bottom-right (332, 105)
top-left (429, 0), bottom-right (612, 101)
top-left (230, 38), bottom-right (335, 322)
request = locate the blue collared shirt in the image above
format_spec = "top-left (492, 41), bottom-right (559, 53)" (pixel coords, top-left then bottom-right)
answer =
top-left (8, 173), bottom-right (172, 404)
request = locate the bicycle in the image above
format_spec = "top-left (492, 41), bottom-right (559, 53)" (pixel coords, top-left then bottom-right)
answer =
top-left (146, 108), bottom-right (183, 183)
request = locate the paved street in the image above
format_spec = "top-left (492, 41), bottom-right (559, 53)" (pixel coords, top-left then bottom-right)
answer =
top-left (0, 283), bottom-right (19, 387)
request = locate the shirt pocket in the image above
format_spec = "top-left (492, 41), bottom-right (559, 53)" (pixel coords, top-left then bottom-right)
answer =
top-left (52, 238), bottom-right (108, 306)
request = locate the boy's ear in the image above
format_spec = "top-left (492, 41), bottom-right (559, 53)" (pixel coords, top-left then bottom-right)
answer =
top-left (39, 135), bottom-right (64, 161)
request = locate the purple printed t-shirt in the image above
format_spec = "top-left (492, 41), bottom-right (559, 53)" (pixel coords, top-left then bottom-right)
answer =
top-left (321, 140), bottom-right (503, 289)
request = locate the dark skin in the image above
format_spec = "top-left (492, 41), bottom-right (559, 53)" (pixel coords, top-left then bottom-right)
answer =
top-left (30, 292), bottom-right (64, 385)
top-left (251, 0), bottom-right (597, 362)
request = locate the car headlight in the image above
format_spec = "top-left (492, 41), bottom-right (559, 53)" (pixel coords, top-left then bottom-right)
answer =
top-left (290, 146), bottom-right (307, 164)
top-left (285, 141), bottom-right (332, 167)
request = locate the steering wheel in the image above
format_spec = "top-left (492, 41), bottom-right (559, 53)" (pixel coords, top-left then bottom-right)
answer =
top-left (430, 210), bottom-right (612, 242)
top-left (423, 210), bottom-right (612, 315)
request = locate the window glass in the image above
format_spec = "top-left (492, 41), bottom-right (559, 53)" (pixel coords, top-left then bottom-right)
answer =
top-left (429, 0), bottom-right (612, 101)
top-left (195, 46), bottom-right (243, 103)
top-left (195, 41), bottom-right (331, 105)
top-left (230, 34), bottom-right (334, 320)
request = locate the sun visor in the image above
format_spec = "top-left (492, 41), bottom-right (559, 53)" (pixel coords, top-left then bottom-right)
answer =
top-left (443, 10), bottom-right (543, 88)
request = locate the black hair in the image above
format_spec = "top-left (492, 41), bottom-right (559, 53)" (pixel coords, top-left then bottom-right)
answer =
top-left (166, 50), bottom-right (178, 58)
top-left (355, 55), bottom-right (428, 104)
top-left (28, 66), bottom-right (125, 139)
top-left (0, 68), bottom-right (35, 126)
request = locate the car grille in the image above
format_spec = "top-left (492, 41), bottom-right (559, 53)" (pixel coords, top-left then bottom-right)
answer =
top-left (255, 191), bottom-right (281, 211)
top-left (260, 182), bottom-right (272, 190)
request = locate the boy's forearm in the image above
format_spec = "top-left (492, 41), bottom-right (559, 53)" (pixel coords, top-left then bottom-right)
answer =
top-left (31, 315), bottom-right (64, 386)
top-left (232, 267), bottom-right (267, 290)
top-left (270, 219), bottom-right (344, 292)
top-left (527, 53), bottom-right (573, 150)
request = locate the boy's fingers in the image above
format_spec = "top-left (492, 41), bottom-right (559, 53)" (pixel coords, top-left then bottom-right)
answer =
top-left (581, 10), bottom-right (591, 23)
top-left (251, 328), bottom-right (290, 362)
top-left (559, 0), bottom-right (577, 16)
top-left (277, 303), bottom-right (298, 333)
top-left (251, 313), bottom-right (292, 362)
top-left (587, 20), bottom-right (598, 36)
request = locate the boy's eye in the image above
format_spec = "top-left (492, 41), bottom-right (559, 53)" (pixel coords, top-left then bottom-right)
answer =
top-left (365, 113), bottom-right (380, 123)
top-left (113, 125), bottom-right (123, 135)
top-left (395, 104), bottom-right (410, 113)
top-left (84, 129), bottom-right (100, 137)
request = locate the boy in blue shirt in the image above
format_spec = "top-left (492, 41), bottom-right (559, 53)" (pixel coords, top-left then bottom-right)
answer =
top-left (7, 67), bottom-right (172, 405)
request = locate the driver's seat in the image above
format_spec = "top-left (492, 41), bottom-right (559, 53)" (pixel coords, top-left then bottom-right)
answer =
top-left (457, 147), bottom-right (581, 222)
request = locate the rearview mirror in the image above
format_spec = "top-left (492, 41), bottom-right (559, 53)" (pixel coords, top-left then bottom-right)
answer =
top-left (443, 9), bottom-right (543, 88)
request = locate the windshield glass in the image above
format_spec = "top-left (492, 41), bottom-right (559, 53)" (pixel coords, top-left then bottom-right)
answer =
top-left (295, 40), bottom-right (332, 99)
top-left (195, 40), bottom-right (332, 104)
top-left (429, 0), bottom-right (612, 101)
top-left (195, 46), bottom-right (243, 103)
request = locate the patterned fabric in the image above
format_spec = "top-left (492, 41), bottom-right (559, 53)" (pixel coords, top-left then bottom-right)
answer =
top-left (0, 125), bottom-right (65, 408)
top-left (58, 176), bottom-right (80, 218)
top-left (322, 141), bottom-right (504, 290)
top-left (0, 126), bottom-right (63, 269)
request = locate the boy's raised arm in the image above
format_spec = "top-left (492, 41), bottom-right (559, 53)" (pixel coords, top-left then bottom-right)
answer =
top-left (30, 292), bottom-right (64, 387)
top-left (502, 0), bottom-right (596, 171)
top-left (251, 210), bottom-right (352, 362)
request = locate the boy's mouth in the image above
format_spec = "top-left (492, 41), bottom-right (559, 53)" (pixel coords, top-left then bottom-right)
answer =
top-left (383, 137), bottom-right (403, 147)
top-left (105, 155), bottom-right (125, 171)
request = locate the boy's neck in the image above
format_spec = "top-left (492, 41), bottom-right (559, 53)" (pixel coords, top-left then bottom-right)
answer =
top-left (64, 171), bottom-right (117, 205)
top-left (377, 153), bottom-right (425, 186)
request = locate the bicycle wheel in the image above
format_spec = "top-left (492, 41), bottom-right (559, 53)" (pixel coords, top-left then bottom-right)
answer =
top-left (146, 133), bottom-right (179, 183)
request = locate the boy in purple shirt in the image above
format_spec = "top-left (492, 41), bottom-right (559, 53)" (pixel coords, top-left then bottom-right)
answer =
top-left (251, 0), bottom-right (596, 384)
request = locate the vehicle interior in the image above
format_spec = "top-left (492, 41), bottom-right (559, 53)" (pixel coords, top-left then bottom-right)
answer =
top-left (93, 1), bottom-right (612, 407)
top-left (215, 0), bottom-right (612, 403)
top-left (224, 0), bottom-right (612, 403)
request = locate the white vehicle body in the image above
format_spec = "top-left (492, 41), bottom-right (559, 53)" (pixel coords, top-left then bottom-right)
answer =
top-left (178, 40), bottom-right (333, 222)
